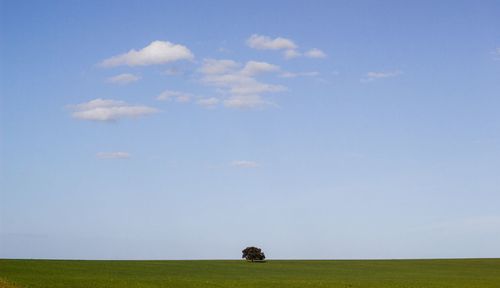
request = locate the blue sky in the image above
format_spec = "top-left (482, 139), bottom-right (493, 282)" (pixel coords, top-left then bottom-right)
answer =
top-left (1, 0), bottom-right (500, 260)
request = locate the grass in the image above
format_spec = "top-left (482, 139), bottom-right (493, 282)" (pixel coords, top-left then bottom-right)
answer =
top-left (0, 258), bottom-right (499, 287)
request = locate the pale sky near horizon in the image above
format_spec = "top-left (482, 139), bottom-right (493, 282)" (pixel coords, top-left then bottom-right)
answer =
top-left (1, 0), bottom-right (500, 260)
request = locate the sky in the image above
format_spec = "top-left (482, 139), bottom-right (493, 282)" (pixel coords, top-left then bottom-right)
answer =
top-left (1, 0), bottom-right (500, 260)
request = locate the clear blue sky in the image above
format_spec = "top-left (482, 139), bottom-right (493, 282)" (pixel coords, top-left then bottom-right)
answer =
top-left (1, 0), bottom-right (499, 260)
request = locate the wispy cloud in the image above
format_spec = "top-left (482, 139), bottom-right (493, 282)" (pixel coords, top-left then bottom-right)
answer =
top-left (156, 90), bottom-right (192, 102)
top-left (199, 59), bottom-right (239, 75)
top-left (230, 160), bottom-right (259, 168)
top-left (361, 70), bottom-right (402, 82)
top-left (69, 99), bottom-right (158, 121)
top-left (305, 48), bottom-right (327, 58)
top-left (196, 97), bottom-right (220, 108)
top-left (96, 152), bottom-right (130, 159)
top-left (284, 49), bottom-right (301, 59)
top-left (199, 59), bottom-right (285, 108)
top-left (100, 40), bottom-right (194, 67)
top-left (164, 67), bottom-right (184, 76)
top-left (106, 73), bottom-right (140, 84)
top-left (279, 71), bottom-right (319, 78)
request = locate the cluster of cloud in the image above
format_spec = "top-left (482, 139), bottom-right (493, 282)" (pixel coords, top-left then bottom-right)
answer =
top-left (230, 160), bottom-right (259, 168)
top-left (361, 70), bottom-right (402, 82)
top-left (88, 37), bottom-right (327, 115)
top-left (100, 40), bottom-right (194, 67)
top-left (69, 99), bottom-right (158, 121)
top-left (72, 36), bottom-right (328, 119)
top-left (199, 59), bottom-right (286, 108)
top-left (246, 34), bottom-right (326, 59)
top-left (106, 73), bottom-right (140, 84)
top-left (96, 152), bottom-right (130, 159)
top-left (72, 37), bottom-right (328, 159)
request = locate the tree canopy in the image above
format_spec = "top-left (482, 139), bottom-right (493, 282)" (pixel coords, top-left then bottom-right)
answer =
top-left (242, 246), bottom-right (265, 262)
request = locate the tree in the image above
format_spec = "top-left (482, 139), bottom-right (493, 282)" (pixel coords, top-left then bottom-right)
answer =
top-left (242, 246), bottom-right (266, 262)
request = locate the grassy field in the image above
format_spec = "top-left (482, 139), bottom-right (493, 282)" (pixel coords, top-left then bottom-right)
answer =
top-left (0, 258), bottom-right (499, 288)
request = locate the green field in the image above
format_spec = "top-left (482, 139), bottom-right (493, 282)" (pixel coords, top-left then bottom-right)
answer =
top-left (1, 259), bottom-right (499, 288)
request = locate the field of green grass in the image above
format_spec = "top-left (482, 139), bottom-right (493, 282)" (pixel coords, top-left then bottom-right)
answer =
top-left (0, 258), bottom-right (499, 287)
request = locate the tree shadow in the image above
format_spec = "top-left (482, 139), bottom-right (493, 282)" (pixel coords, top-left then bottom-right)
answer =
top-left (246, 260), bottom-right (267, 263)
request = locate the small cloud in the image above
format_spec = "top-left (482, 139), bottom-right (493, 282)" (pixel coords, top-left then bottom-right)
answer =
top-left (284, 49), bottom-right (301, 59)
top-left (198, 59), bottom-right (239, 75)
top-left (217, 47), bottom-right (231, 53)
top-left (230, 160), bottom-right (259, 168)
top-left (362, 70), bottom-right (402, 82)
top-left (196, 97), bottom-right (220, 108)
top-left (100, 40), bottom-right (194, 67)
top-left (492, 48), bottom-right (500, 60)
top-left (240, 61), bottom-right (280, 76)
top-left (246, 34), bottom-right (297, 51)
top-left (305, 48), bottom-right (327, 58)
top-left (156, 90), bottom-right (192, 102)
top-left (246, 34), bottom-right (326, 60)
top-left (246, 34), bottom-right (300, 59)
top-left (106, 73), bottom-right (140, 84)
top-left (176, 95), bottom-right (191, 103)
top-left (96, 152), bottom-right (130, 159)
top-left (69, 99), bottom-right (158, 121)
top-left (279, 72), bottom-right (298, 78)
top-left (223, 95), bottom-right (269, 109)
top-left (279, 71), bottom-right (319, 78)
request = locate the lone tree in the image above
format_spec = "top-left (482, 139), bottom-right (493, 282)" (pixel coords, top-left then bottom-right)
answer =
top-left (242, 246), bottom-right (266, 262)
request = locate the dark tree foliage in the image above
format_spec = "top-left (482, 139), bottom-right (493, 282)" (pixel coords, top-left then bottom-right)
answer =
top-left (242, 246), bottom-right (266, 262)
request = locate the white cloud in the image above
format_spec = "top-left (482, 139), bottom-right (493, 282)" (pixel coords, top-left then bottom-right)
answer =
top-left (362, 70), bottom-right (402, 82)
top-left (96, 152), bottom-right (130, 159)
top-left (100, 40), bottom-right (194, 67)
top-left (199, 59), bottom-right (285, 109)
top-left (305, 48), bottom-right (327, 58)
top-left (106, 73), bottom-right (140, 84)
top-left (156, 90), bottom-right (192, 102)
top-left (230, 160), bottom-right (259, 168)
top-left (70, 99), bottom-right (158, 121)
top-left (241, 61), bottom-right (279, 76)
top-left (246, 34), bottom-right (297, 50)
top-left (246, 34), bottom-right (300, 59)
top-left (196, 97), bottom-right (220, 108)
